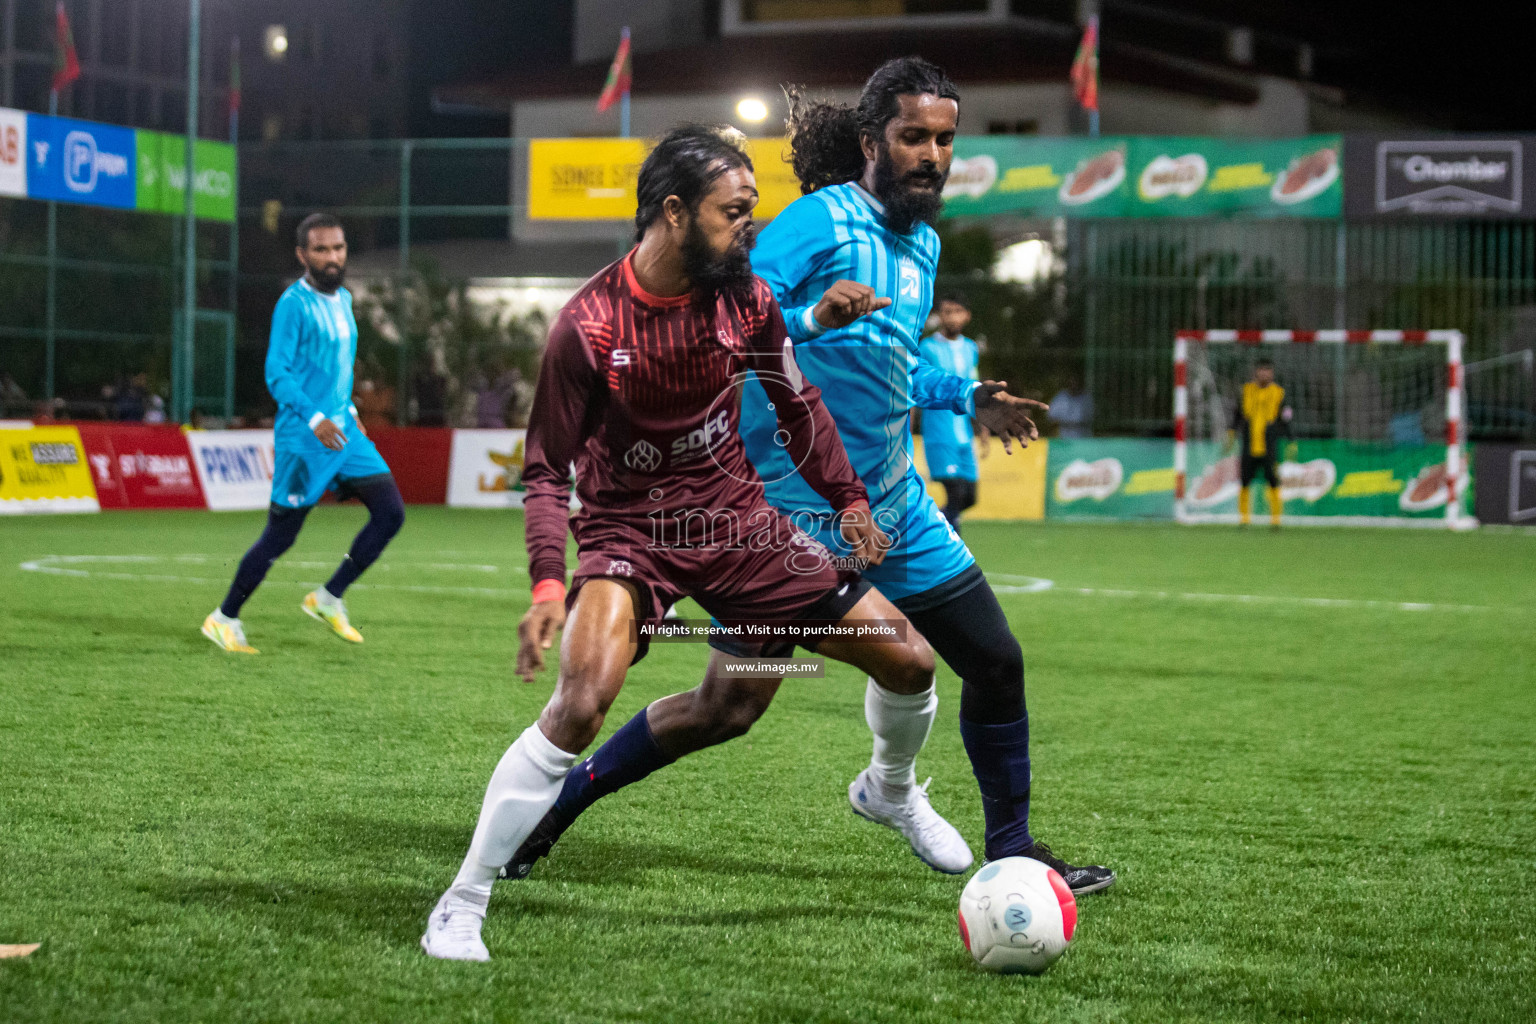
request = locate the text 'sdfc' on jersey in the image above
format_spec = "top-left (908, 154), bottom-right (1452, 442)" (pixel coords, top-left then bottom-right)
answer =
top-left (520, 253), bottom-right (867, 588)
top-left (1232, 381), bottom-right (1292, 457)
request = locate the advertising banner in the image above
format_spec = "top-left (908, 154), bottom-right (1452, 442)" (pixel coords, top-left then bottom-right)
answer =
top-left (528, 138), bottom-right (799, 221)
top-left (1045, 438), bottom-right (1176, 519)
top-left (1125, 136), bottom-right (1342, 218)
top-left (25, 113), bottom-right (136, 209)
top-left (1183, 440), bottom-right (1472, 523)
top-left (941, 135), bottom-right (1342, 220)
top-left (448, 429), bottom-right (529, 508)
top-left (1471, 443), bottom-right (1536, 524)
top-left (0, 106), bottom-right (26, 198)
top-left (1343, 136), bottom-right (1536, 219)
top-left (0, 426), bottom-right (100, 513)
top-left (135, 131), bottom-right (237, 222)
top-left (943, 137), bottom-right (1131, 218)
top-left (75, 424), bottom-right (206, 510)
top-left (367, 427), bottom-right (453, 505)
top-left (186, 429), bottom-right (276, 511)
top-left (914, 436), bottom-right (1048, 520)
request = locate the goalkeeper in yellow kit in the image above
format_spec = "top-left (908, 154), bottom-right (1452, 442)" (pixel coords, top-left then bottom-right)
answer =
top-left (1226, 358), bottom-right (1296, 527)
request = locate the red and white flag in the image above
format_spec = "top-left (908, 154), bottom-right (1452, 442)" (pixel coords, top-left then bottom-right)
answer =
top-left (1070, 16), bottom-right (1099, 113)
top-left (52, 1), bottom-right (80, 93)
top-left (596, 27), bottom-right (632, 113)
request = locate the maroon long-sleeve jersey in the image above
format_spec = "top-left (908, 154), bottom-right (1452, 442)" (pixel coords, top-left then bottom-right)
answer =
top-left (522, 252), bottom-right (868, 588)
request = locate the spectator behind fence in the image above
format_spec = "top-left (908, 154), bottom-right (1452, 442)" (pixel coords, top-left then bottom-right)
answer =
top-left (1050, 376), bottom-right (1095, 438)
top-left (144, 394), bottom-right (167, 424)
top-left (113, 373), bottom-right (150, 421)
top-left (472, 362), bottom-right (521, 429)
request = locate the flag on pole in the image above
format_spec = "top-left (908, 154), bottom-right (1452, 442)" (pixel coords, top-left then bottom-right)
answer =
top-left (596, 27), bottom-right (632, 113)
top-left (1070, 16), bottom-right (1099, 113)
top-left (229, 37), bottom-right (242, 116)
top-left (52, 1), bottom-right (80, 92)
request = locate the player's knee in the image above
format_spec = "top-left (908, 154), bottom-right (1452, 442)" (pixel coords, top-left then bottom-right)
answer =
top-left (885, 632), bottom-right (937, 694)
top-left (547, 678), bottom-right (618, 750)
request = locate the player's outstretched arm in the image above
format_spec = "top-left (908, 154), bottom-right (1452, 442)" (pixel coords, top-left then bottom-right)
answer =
top-left (516, 312), bottom-right (597, 681)
top-left (972, 382), bottom-right (1048, 454)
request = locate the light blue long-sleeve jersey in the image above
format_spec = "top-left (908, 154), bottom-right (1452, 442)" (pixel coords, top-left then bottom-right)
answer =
top-left (919, 334), bottom-right (980, 446)
top-left (266, 278), bottom-right (359, 441)
top-left (743, 182), bottom-right (979, 515)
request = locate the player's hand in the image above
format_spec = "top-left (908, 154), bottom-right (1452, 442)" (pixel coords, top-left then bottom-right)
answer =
top-left (813, 281), bottom-right (892, 330)
top-left (974, 427), bottom-right (991, 461)
top-left (313, 419), bottom-right (348, 451)
top-left (972, 382), bottom-right (1047, 454)
top-left (837, 501), bottom-right (891, 568)
top-left (516, 601), bottom-right (567, 682)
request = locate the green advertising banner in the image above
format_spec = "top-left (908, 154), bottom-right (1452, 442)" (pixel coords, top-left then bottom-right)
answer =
top-left (1127, 136), bottom-right (1341, 218)
top-left (1046, 438), bottom-right (1177, 519)
top-left (1046, 438), bottom-right (1469, 522)
top-left (1183, 440), bottom-right (1472, 523)
top-left (944, 137), bottom-right (1131, 218)
top-left (135, 130), bottom-right (236, 223)
top-left (942, 135), bottom-right (1341, 220)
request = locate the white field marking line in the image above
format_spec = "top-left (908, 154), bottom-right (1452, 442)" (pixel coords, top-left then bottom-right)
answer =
top-left (16, 554), bottom-right (525, 598)
top-left (984, 572), bottom-right (1496, 614)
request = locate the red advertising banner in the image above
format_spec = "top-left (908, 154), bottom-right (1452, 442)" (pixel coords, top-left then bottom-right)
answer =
top-left (75, 424), bottom-right (206, 510)
top-left (368, 426), bottom-right (452, 505)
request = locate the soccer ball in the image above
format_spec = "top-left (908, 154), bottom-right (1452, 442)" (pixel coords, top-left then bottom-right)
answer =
top-left (957, 857), bottom-right (1077, 974)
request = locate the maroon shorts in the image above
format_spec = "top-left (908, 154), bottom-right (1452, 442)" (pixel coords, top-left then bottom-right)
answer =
top-left (568, 504), bottom-right (868, 662)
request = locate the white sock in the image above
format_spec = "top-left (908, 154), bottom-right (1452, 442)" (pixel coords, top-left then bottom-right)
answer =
top-left (211, 608), bottom-right (238, 624)
top-left (864, 676), bottom-right (937, 802)
top-left (316, 586), bottom-right (343, 606)
top-left (449, 723), bottom-right (580, 907)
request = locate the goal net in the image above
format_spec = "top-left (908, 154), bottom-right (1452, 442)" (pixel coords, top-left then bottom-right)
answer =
top-left (1174, 330), bottom-right (1467, 528)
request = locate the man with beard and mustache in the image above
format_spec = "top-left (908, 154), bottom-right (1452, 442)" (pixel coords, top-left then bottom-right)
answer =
top-left (423, 124), bottom-right (947, 960)
top-left (498, 59), bottom-right (1116, 896)
top-left (201, 213), bottom-right (403, 653)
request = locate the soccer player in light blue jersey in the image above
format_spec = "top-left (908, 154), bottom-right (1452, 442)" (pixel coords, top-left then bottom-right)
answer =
top-left (499, 60), bottom-right (1113, 894)
top-left (202, 214), bottom-right (404, 653)
top-left (920, 293), bottom-right (984, 534)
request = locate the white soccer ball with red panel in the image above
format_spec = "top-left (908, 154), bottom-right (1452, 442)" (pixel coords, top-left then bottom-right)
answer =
top-left (957, 856), bottom-right (1077, 974)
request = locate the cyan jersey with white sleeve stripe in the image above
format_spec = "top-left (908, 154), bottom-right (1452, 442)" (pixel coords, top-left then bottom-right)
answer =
top-left (266, 277), bottom-right (361, 441)
top-left (742, 182), bottom-right (979, 600)
top-left (919, 334), bottom-right (980, 446)
top-left (743, 182), bottom-right (980, 516)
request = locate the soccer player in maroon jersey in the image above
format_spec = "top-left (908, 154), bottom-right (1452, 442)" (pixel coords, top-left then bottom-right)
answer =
top-left (422, 125), bottom-right (946, 961)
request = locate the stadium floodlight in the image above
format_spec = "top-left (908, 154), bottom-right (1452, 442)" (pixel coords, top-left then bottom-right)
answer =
top-left (1173, 329), bottom-right (1467, 529)
top-left (264, 25), bottom-right (288, 61)
top-left (736, 97), bottom-right (769, 123)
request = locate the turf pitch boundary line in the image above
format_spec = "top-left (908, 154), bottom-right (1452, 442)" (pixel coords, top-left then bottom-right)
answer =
top-left (16, 556), bottom-right (1514, 614)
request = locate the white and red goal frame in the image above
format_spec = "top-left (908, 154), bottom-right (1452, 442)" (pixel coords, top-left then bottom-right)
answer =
top-left (1173, 329), bottom-right (1466, 528)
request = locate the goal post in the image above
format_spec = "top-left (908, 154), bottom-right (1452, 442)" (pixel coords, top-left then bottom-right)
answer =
top-left (1173, 329), bottom-right (1467, 529)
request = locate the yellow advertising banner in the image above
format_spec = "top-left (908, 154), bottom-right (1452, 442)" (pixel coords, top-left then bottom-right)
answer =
top-left (528, 138), bottom-right (801, 221)
top-left (914, 436), bottom-right (1048, 521)
top-left (0, 426), bottom-right (100, 513)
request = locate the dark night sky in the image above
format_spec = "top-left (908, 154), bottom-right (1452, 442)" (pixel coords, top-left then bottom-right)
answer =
top-left (406, 1), bottom-right (1531, 133)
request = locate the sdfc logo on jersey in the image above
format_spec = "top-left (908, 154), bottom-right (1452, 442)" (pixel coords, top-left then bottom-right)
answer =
top-left (898, 258), bottom-right (922, 300)
top-left (611, 349), bottom-right (634, 368)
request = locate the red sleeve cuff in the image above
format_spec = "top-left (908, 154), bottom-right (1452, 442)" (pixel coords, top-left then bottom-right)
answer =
top-left (531, 579), bottom-right (567, 605)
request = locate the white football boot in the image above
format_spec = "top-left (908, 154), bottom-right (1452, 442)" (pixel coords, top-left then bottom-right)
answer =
top-left (848, 769), bottom-right (974, 874)
top-left (420, 892), bottom-right (490, 962)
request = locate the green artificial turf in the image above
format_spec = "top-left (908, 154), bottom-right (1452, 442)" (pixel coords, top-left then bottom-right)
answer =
top-left (1, 508), bottom-right (1532, 1023)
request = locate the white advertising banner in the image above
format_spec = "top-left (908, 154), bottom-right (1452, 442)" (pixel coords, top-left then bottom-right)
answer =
top-left (186, 430), bottom-right (276, 510)
top-left (0, 107), bottom-right (26, 198)
top-left (448, 429), bottom-right (529, 508)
